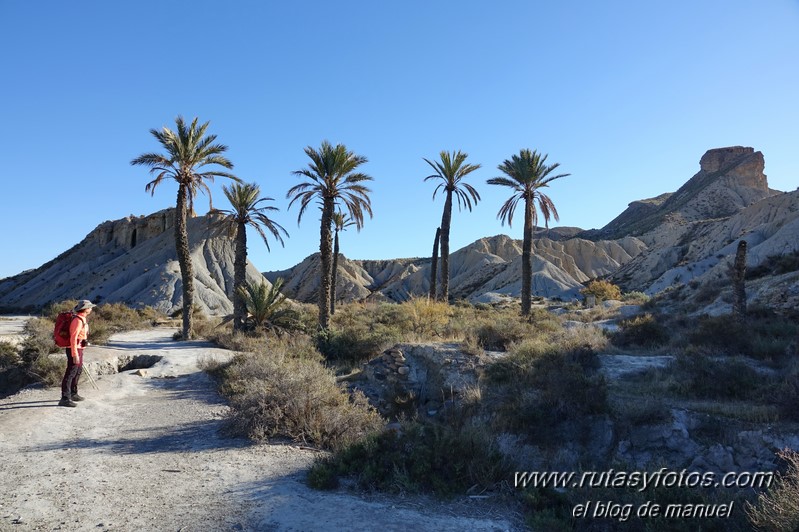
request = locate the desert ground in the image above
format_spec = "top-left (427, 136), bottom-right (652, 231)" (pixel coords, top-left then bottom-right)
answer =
top-left (0, 322), bottom-right (519, 532)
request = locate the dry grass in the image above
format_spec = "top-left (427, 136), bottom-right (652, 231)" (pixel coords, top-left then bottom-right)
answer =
top-left (214, 335), bottom-right (383, 451)
top-left (747, 449), bottom-right (799, 531)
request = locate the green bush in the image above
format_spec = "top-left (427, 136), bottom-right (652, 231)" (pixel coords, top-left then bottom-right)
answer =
top-left (308, 421), bottom-right (510, 495)
top-left (486, 342), bottom-right (607, 442)
top-left (773, 374), bottom-right (799, 421)
top-left (622, 291), bottom-right (650, 304)
top-left (613, 313), bottom-right (671, 348)
top-left (671, 351), bottom-right (767, 400)
top-left (317, 327), bottom-right (396, 367)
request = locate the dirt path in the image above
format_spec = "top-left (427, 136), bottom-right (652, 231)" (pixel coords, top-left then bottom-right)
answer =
top-left (0, 329), bottom-right (518, 532)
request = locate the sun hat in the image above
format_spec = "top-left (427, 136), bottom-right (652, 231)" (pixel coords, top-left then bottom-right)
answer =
top-left (73, 300), bottom-right (97, 312)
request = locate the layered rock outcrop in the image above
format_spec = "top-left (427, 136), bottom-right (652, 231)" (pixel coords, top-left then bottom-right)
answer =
top-left (604, 147), bottom-right (797, 311)
top-left (267, 234), bottom-right (645, 303)
top-left (594, 147), bottom-right (776, 241)
top-left (0, 209), bottom-right (269, 315)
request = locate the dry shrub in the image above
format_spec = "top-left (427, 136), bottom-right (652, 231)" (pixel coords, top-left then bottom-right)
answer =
top-left (211, 330), bottom-right (269, 354)
top-left (581, 279), bottom-right (622, 302)
top-left (0, 342), bottom-right (20, 369)
top-left (747, 449), bottom-right (799, 531)
top-left (400, 297), bottom-right (452, 338)
top-left (218, 337), bottom-right (383, 450)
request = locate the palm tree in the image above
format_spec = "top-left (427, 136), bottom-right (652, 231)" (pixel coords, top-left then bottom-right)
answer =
top-left (131, 116), bottom-right (239, 339)
top-left (287, 141), bottom-right (373, 329)
top-left (330, 211), bottom-right (356, 315)
top-left (236, 277), bottom-right (291, 332)
top-left (423, 150), bottom-right (481, 302)
top-left (487, 149), bottom-right (569, 315)
top-left (211, 182), bottom-right (288, 332)
top-left (429, 227), bottom-right (441, 300)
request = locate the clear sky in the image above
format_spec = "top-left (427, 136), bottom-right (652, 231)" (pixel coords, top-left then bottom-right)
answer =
top-left (1, 1), bottom-right (797, 279)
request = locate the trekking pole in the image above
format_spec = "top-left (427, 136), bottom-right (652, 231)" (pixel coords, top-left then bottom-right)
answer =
top-left (83, 367), bottom-right (100, 390)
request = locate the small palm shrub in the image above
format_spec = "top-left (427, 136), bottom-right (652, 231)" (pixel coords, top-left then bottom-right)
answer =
top-left (581, 279), bottom-right (622, 302)
top-left (237, 278), bottom-right (294, 332)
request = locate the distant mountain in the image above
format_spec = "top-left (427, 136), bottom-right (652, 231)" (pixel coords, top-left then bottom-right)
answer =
top-left (266, 234), bottom-right (646, 304)
top-left (587, 146), bottom-right (777, 240)
top-left (0, 209), bottom-right (270, 315)
top-left (3, 146), bottom-right (796, 316)
top-left (603, 147), bottom-right (799, 312)
top-left (268, 146), bottom-right (799, 311)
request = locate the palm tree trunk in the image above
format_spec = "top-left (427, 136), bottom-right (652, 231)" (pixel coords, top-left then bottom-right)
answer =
top-left (439, 191), bottom-right (453, 303)
top-left (318, 197), bottom-right (335, 329)
top-left (331, 229), bottom-right (340, 315)
top-left (731, 240), bottom-right (747, 323)
top-left (429, 227), bottom-right (440, 300)
top-left (175, 184), bottom-right (194, 339)
top-left (232, 221), bottom-right (248, 331)
top-left (521, 196), bottom-right (534, 316)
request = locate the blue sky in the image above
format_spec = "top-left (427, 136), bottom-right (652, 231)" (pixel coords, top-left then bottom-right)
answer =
top-left (1, 1), bottom-right (797, 279)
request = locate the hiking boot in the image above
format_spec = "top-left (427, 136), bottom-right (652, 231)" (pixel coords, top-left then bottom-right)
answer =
top-left (71, 394), bottom-right (85, 401)
top-left (58, 398), bottom-right (77, 408)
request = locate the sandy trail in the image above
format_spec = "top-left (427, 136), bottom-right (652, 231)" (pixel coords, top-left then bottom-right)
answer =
top-left (0, 328), bottom-right (517, 532)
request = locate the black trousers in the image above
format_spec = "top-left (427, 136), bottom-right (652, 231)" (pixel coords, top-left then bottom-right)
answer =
top-left (61, 348), bottom-right (83, 399)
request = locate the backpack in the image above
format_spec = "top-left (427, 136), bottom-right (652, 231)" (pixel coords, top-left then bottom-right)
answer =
top-left (53, 312), bottom-right (81, 347)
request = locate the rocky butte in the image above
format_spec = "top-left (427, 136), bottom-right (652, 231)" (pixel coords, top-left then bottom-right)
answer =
top-left (0, 209), bottom-right (270, 315)
top-left (1, 146), bottom-right (797, 314)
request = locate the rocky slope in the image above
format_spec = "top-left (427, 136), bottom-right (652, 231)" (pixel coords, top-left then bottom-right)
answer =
top-left (269, 146), bottom-right (797, 309)
top-left (267, 234), bottom-right (646, 304)
top-left (3, 146), bottom-right (795, 314)
top-left (604, 147), bottom-right (798, 311)
top-left (0, 209), bottom-right (270, 315)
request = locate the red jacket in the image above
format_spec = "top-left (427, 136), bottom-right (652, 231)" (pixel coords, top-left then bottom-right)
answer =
top-left (69, 313), bottom-right (88, 354)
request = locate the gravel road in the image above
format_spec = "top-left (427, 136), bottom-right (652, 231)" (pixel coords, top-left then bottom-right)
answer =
top-left (0, 328), bottom-right (518, 532)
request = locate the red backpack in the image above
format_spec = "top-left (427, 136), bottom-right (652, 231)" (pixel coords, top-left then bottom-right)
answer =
top-left (53, 312), bottom-right (81, 347)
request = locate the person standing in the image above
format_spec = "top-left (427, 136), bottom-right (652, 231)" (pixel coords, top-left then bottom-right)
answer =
top-left (59, 300), bottom-right (95, 407)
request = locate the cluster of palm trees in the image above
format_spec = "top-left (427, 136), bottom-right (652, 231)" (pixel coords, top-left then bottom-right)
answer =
top-left (132, 116), bottom-right (569, 338)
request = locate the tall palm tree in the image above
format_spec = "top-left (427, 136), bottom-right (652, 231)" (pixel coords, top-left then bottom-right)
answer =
top-left (131, 116), bottom-right (239, 339)
top-left (423, 150), bottom-right (481, 302)
top-left (487, 149), bottom-right (569, 316)
top-left (287, 141), bottom-right (373, 329)
top-left (330, 211), bottom-right (356, 315)
top-left (429, 227), bottom-right (441, 300)
top-left (211, 182), bottom-right (288, 331)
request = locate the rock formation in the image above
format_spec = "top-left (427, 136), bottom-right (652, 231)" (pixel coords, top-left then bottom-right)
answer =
top-left (3, 146), bottom-right (796, 316)
top-left (0, 209), bottom-right (270, 315)
top-left (267, 234), bottom-right (646, 304)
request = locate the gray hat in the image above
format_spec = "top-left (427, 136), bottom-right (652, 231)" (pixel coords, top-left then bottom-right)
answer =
top-left (73, 300), bottom-right (97, 312)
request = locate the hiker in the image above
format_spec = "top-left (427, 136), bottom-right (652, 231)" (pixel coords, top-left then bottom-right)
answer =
top-left (59, 300), bottom-right (96, 407)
